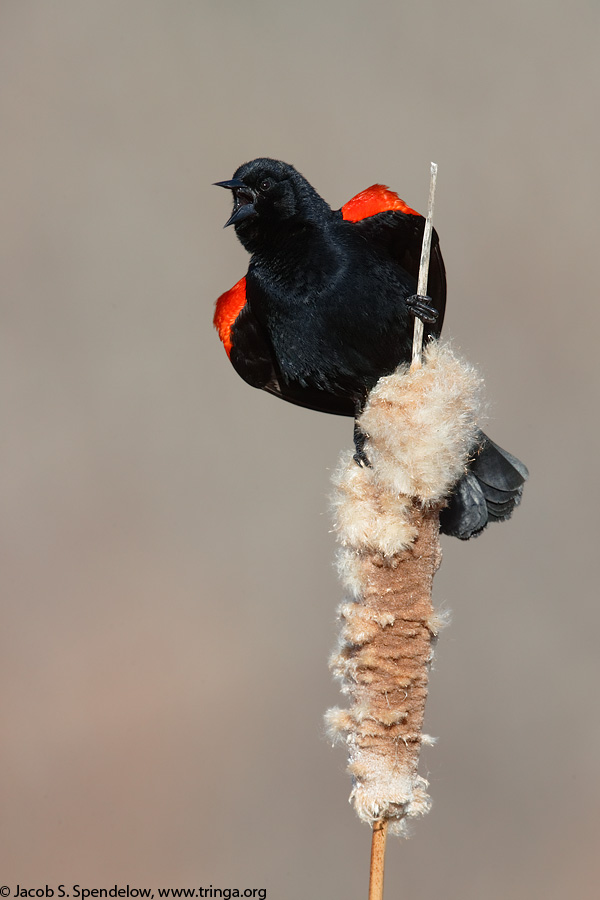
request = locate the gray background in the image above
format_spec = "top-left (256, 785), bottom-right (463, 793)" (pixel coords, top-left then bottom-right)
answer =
top-left (1, 1), bottom-right (598, 897)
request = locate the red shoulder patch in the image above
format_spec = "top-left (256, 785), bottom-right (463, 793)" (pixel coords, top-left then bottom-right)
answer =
top-left (214, 276), bottom-right (247, 358)
top-left (341, 184), bottom-right (419, 222)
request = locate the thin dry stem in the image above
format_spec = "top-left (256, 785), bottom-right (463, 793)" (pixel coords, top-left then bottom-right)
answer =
top-left (368, 819), bottom-right (389, 900)
top-left (411, 161), bottom-right (438, 369)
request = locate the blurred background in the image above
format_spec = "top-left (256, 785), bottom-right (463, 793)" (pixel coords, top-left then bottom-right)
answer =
top-left (1, 1), bottom-right (599, 897)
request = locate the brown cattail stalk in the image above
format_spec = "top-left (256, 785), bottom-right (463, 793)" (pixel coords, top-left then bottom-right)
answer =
top-left (327, 343), bottom-right (483, 841)
top-left (326, 166), bottom-right (484, 898)
top-left (368, 818), bottom-right (388, 900)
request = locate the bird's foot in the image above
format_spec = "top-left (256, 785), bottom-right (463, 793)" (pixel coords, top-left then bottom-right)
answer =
top-left (353, 447), bottom-right (372, 468)
top-left (406, 294), bottom-right (439, 324)
top-left (353, 421), bottom-right (372, 468)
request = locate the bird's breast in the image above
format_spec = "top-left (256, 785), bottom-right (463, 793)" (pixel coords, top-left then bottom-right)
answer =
top-left (244, 231), bottom-right (415, 390)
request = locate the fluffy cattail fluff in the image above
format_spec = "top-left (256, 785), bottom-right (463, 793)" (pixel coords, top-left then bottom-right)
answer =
top-left (327, 342), bottom-right (482, 836)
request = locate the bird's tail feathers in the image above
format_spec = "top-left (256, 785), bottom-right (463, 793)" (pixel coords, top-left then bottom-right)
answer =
top-left (440, 432), bottom-right (528, 540)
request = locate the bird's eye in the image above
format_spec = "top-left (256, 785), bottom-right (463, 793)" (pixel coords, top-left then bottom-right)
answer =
top-left (259, 178), bottom-right (273, 192)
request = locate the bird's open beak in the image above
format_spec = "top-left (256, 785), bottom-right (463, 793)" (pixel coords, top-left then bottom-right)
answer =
top-left (214, 178), bottom-right (257, 227)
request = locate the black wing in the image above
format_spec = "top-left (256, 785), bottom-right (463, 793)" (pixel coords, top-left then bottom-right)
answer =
top-left (353, 210), bottom-right (446, 336)
top-left (230, 303), bottom-right (356, 416)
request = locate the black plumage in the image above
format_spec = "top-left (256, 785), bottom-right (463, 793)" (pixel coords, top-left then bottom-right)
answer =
top-left (216, 158), bottom-right (528, 539)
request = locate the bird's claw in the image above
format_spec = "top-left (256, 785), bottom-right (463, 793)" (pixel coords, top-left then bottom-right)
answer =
top-left (353, 448), bottom-right (372, 468)
top-left (406, 294), bottom-right (439, 325)
top-left (353, 420), bottom-right (372, 468)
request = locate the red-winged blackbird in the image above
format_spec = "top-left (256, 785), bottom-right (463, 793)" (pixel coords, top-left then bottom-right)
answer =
top-left (214, 158), bottom-right (527, 539)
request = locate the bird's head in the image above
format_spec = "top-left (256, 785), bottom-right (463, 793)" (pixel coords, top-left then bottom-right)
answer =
top-left (215, 158), bottom-right (331, 252)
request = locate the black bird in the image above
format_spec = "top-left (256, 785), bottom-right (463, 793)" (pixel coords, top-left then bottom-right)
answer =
top-left (214, 158), bottom-right (527, 538)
